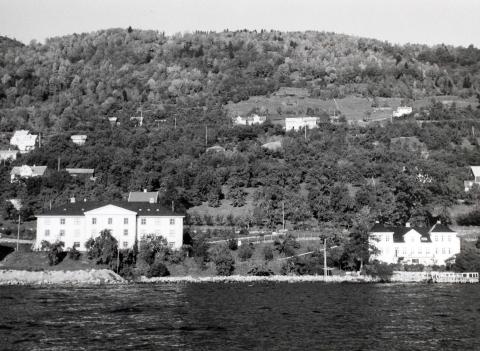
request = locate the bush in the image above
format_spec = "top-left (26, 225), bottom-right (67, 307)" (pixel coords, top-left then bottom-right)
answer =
top-left (41, 240), bottom-right (65, 266)
top-left (404, 264), bottom-right (425, 272)
top-left (68, 246), bottom-right (81, 260)
top-left (168, 249), bottom-right (186, 264)
top-left (247, 265), bottom-right (274, 276)
top-left (146, 261), bottom-right (170, 277)
top-left (364, 262), bottom-right (394, 282)
top-left (227, 237), bottom-right (238, 251)
top-left (86, 229), bottom-right (118, 265)
top-left (263, 246), bottom-right (274, 261)
top-left (456, 210), bottom-right (480, 226)
top-left (238, 244), bottom-right (253, 261)
top-left (192, 235), bottom-right (210, 263)
top-left (213, 248), bottom-right (235, 276)
top-left (274, 234), bottom-right (300, 257)
top-left (280, 257), bottom-right (308, 275)
top-left (138, 235), bottom-right (169, 265)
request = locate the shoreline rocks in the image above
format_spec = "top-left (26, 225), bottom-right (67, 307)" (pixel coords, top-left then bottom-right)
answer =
top-left (0, 269), bottom-right (125, 286)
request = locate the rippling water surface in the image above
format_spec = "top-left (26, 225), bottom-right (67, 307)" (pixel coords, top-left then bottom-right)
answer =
top-left (1, 282), bottom-right (479, 350)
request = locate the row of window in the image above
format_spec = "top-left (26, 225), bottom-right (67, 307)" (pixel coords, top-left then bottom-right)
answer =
top-left (44, 229), bottom-right (176, 237)
top-left (391, 247), bottom-right (452, 256)
top-left (53, 218), bottom-right (176, 225)
top-left (57, 241), bottom-right (175, 249)
top-left (379, 234), bottom-right (453, 242)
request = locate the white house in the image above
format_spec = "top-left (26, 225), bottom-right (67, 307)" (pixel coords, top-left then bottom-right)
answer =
top-left (65, 168), bottom-right (95, 180)
top-left (392, 106), bottom-right (413, 118)
top-left (35, 201), bottom-right (185, 251)
top-left (10, 130), bottom-right (37, 153)
top-left (284, 117), bottom-right (318, 131)
top-left (0, 150), bottom-right (18, 161)
top-left (464, 166), bottom-right (480, 192)
top-left (11, 165), bottom-right (47, 183)
top-left (233, 114), bottom-right (267, 126)
top-left (70, 135), bottom-right (87, 146)
top-left (369, 222), bottom-right (460, 266)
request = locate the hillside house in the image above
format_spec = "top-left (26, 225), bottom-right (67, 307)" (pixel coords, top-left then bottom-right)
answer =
top-left (10, 130), bottom-right (37, 153)
top-left (0, 150), bottom-right (18, 162)
top-left (393, 106), bottom-right (413, 118)
top-left (262, 140), bottom-right (282, 151)
top-left (70, 135), bottom-right (87, 146)
top-left (464, 166), bottom-right (480, 192)
top-left (369, 222), bottom-right (460, 266)
top-left (11, 165), bottom-right (47, 183)
top-left (35, 200), bottom-right (184, 251)
top-left (130, 116), bottom-right (143, 126)
top-left (206, 145), bottom-right (225, 153)
top-left (233, 114), bottom-right (266, 126)
top-left (284, 117), bottom-right (318, 131)
top-left (108, 117), bottom-right (119, 125)
top-left (66, 168), bottom-right (95, 180)
top-left (128, 190), bottom-right (159, 203)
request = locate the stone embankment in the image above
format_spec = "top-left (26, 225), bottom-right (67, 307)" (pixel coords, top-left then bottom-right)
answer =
top-left (0, 269), bottom-right (125, 286)
top-left (138, 274), bottom-right (379, 283)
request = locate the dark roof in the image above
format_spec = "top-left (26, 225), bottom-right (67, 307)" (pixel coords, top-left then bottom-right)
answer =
top-left (430, 223), bottom-right (456, 233)
top-left (36, 202), bottom-right (184, 217)
top-left (370, 223), bottom-right (433, 243)
top-left (128, 191), bottom-right (159, 203)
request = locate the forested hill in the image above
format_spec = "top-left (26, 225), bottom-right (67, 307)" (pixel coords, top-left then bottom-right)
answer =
top-left (1, 28), bottom-right (480, 232)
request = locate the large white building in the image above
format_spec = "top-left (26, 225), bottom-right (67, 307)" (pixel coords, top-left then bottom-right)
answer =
top-left (284, 117), bottom-right (318, 131)
top-left (369, 222), bottom-right (460, 266)
top-left (35, 201), bottom-right (184, 251)
top-left (10, 130), bottom-right (38, 153)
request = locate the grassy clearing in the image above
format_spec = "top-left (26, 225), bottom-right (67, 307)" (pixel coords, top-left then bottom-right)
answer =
top-left (0, 251), bottom-right (105, 271)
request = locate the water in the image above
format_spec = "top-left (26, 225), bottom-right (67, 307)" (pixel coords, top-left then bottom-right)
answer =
top-left (1, 283), bottom-right (479, 350)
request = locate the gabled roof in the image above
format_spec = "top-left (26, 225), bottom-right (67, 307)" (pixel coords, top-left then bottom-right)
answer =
top-left (370, 223), bottom-right (433, 243)
top-left (66, 168), bottom-right (94, 174)
top-left (128, 191), bottom-right (159, 203)
top-left (430, 223), bottom-right (456, 233)
top-left (36, 201), bottom-right (184, 217)
top-left (11, 165), bottom-right (47, 176)
top-left (470, 166), bottom-right (480, 178)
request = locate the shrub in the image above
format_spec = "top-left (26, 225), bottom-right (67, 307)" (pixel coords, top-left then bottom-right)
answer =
top-left (146, 262), bottom-right (170, 277)
top-left (192, 235), bottom-right (210, 263)
top-left (68, 246), bottom-right (81, 260)
top-left (263, 246), bottom-right (274, 261)
top-left (274, 234), bottom-right (300, 257)
top-left (280, 257), bottom-right (308, 275)
top-left (247, 265), bottom-right (274, 276)
top-left (168, 249), bottom-right (186, 264)
top-left (41, 240), bottom-right (65, 266)
top-left (364, 262), bottom-right (394, 282)
top-left (86, 229), bottom-right (118, 265)
top-left (213, 248), bottom-right (235, 276)
top-left (238, 244), bottom-right (253, 261)
top-left (227, 237), bottom-right (238, 251)
top-left (138, 235), bottom-right (169, 265)
top-left (456, 210), bottom-right (480, 226)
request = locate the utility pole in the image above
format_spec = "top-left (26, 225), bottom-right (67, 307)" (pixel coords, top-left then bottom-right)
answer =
top-left (282, 201), bottom-right (285, 230)
top-left (174, 117), bottom-right (177, 130)
top-left (16, 213), bottom-right (21, 251)
top-left (116, 245), bottom-right (120, 274)
top-left (205, 125), bottom-right (208, 146)
top-left (57, 157), bottom-right (60, 171)
top-left (323, 238), bottom-right (327, 280)
top-left (304, 126), bottom-right (307, 141)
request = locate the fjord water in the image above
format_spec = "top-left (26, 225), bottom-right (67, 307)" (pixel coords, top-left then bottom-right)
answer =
top-left (1, 283), bottom-right (479, 350)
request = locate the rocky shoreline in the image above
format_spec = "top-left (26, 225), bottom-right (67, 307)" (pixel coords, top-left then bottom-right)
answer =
top-left (0, 269), bottom-right (125, 286)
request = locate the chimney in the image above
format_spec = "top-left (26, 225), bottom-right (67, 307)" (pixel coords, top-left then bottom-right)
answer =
top-left (149, 197), bottom-right (155, 204)
top-left (405, 222), bottom-right (410, 228)
top-left (70, 197), bottom-right (75, 203)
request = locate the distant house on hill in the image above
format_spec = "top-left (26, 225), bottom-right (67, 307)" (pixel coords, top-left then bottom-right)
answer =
top-left (262, 140), bottom-right (282, 151)
top-left (70, 135), bottom-right (87, 146)
top-left (11, 165), bottom-right (47, 183)
top-left (0, 150), bottom-right (18, 161)
top-left (130, 116), bottom-right (143, 126)
top-left (10, 130), bottom-right (37, 153)
top-left (66, 168), bottom-right (95, 180)
top-left (393, 106), bottom-right (413, 118)
top-left (369, 222), bottom-right (460, 266)
top-left (233, 114), bottom-right (266, 126)
top-left (284, 117), bottom-right (318, 131)
top-left (464, 166), bottom-right (480, 192)
top-left (108, 117), bottom-right (119, 125)
top-left (128, 190), bottom-right (159, 203)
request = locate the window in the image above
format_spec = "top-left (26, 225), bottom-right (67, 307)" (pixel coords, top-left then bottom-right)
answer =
top-left (123, 242), bottom-right (129, 248)
top-left (60, 218), bottom-right (65, 225)
top-left (418, 247), bottom-right (422, 254)
top-left (108, 218), bottom-right (113, 225)
top-left (123, 229), bottom-right (128, 236)
top-left (45, 229), bottom-right (50, 237)
top-left (124, 218), bottom-right (128, 225)
top-left (385, 235), bottom-right (389, 242)
top-left (447, 235), bottom-right (451, 242)
top-left (442, 248), bottom-right (446, 254)
top-left (170, 218), bottom-right (175, 225)
top-left (441, 235), bottom-right (444, 242)
top-left (168, 242), bottom-right (175, 248)
top-left (92, 218), bottom-right (97, 225)
top-left (59, 229), bottom-right (65, 237)
top-left (141, 218), bottom-right (146, 225)
top-left (403, 247), bottom-right (407, 255)
top-left (435, 235), bottom-right (438, 242)
top-left (73, 242), bottom-right (80, 248)
top-left (394, 248), bottom-right (398, 257)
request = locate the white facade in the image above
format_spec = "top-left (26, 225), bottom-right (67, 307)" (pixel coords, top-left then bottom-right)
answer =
top-left (369, 223), bottom-right (460, 266)
top-left (11, 165), bottom-right (47, 183)
top-left (35, 203), bottom-right (184, 251)
top-left (392, 106), bottom-right (413, 118)
top-left (71, 135), bottom-right (87, 145)
top-left (0, 150), bottom-right (17, 161)
top-left (284, 117), bottom-right (318, 131)
top-left (233, 114), bottom-right (267, 126)
top-left (464, 166), bottom-right (480, 192)
top-left (10, 130), bottom-right (37, 153)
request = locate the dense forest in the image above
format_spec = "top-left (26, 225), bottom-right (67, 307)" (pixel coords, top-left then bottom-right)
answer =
top-left (1, 28), bottom-right (480, 236)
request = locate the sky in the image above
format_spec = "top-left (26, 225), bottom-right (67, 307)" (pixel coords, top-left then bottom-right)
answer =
top-left (0, 0), bottom-right (479, 47)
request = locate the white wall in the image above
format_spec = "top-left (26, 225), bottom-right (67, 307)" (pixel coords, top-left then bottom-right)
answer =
top-left (137, 215), bottom-right (184, 249)
top-left (285, 117), bottom-right (318, 131)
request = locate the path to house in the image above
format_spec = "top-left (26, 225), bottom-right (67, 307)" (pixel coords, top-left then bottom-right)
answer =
top-left (207, 232), bottom-right (321, 245)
